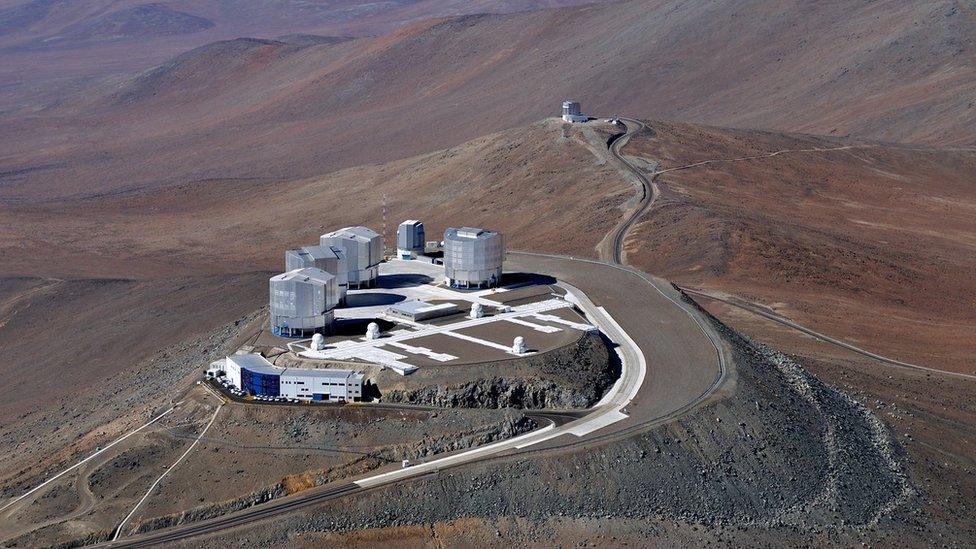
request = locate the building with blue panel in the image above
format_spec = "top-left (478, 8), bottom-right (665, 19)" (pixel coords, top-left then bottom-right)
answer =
top-left (223, 354), bottom-right (364, 402)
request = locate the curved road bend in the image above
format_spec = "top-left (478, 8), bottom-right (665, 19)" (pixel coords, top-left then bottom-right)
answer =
top-left (598, 118), bottom-right (657, 264)
top-left (99, 118), bottom-right (731, 547)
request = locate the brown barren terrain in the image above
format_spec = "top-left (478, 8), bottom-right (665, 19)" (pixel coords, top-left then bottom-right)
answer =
top-left (617, 122), bottom-right (976, 374)
top-left (2, 0), bottom-right (975, 206)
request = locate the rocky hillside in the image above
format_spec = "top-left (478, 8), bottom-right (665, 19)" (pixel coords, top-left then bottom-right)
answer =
top-left (383, 330), bottom-right (615, 409)
top-left (173, 307), bottom-right (935, 546)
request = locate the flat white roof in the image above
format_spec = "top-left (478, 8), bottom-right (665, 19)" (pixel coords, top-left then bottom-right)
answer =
top-left (324, 226), bottom-right (380, 243)
top-left (388, 299), bottom-right (457, 315)
top-left (226, 354), bottom-right (278, 375)
top-left (282, 368), bottom-right (363, 382)
top-left (226, 353), bottom-right (363, 382)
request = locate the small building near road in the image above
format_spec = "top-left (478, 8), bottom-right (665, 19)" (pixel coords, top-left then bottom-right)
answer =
top-left (320, 226), bottom-right (383, 289)
top-left (396, 220), bottom-right (425, 259)
top-left (562, 100), bottom-right (587, 123)
top-left (279, 368), bottom-right (364, 401)
top-left (443, 227), bottom-right (504, 289)
top-left (270, 267), bottom-right (339, 337)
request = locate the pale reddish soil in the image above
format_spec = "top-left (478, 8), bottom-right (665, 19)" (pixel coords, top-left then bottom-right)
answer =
top-left (1, 111), bottom-right (974, 545)
top-left (137, 404), bottom-right (528, 526)
top-left (619, 121), bottom-right (976, 374)
top-left (2, 0), bottom-right (974, 206)
top-left (0, 120), bottom-right (631, 278)
top-left (0, 0), bottom-right (599, 107)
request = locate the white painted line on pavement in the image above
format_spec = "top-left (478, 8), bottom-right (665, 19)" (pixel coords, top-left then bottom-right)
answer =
top-left (507, 317), bottom-right (562, 333)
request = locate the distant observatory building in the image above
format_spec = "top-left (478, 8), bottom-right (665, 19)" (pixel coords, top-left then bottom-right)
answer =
top-left (320, 226), bottom-right (383, 289)
top-left (396, 220), bottom-right (425, 260)
top-left (269, 267), bottom-right (339, 337)
top-left (443, 227), bottom-right (504, 289)
top-left (562, 100), bottom-right (587, 123)
top-left (284, 245), bottom-right (348, 303)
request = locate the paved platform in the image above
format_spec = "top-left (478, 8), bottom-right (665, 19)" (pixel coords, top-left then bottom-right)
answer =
top-left (295, 259), bottom-right (595, 374)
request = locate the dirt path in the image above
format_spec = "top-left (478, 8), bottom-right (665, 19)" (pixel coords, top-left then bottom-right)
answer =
top-left (0, 277), bottom-right (64, 330)
top-left (113, 400), bottom-right (224, 540)
top-left (650, 145), bottom-right (872, 176)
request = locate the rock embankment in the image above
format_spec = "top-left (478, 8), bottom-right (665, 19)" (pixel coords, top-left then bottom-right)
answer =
top-left (383, 331), bottom-right (614, 409)
top-left (221, 305), bottom-right (912, 544)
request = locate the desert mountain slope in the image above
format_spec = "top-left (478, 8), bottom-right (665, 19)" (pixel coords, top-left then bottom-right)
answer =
top-left (2, 0), bottom-right (974, 204)
top-left (0, 119), bottom-right (631, 279)
top-left (0, 0), bottom-right (600, 93)
top-left (618, 121), bottom-right (976, 372)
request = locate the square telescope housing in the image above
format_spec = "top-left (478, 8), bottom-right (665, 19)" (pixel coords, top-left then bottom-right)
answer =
top-left (284, 245), bottom-right (348, 303)
top-left (269, 267), bottom-right (339, 337)
top-left (443, 227), bottom-right (504, 289)
top-left (320, 226), bottom-right (383, 289)
top-left (397, 220), bottom-right (425, 259)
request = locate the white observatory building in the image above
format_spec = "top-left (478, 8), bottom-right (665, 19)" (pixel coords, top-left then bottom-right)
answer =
top-left (562, 100), bottom-right (587, 123)
top-left (396, 220), bottom-right (425, 260)
top-left (320, 226), bottom-right (383, 289)
top-left (443, 227), bottom-right (504, 289)
top-left (284, 245), bottom-right (348, 303)
top-left (269, 267), bottom-right (339, 337)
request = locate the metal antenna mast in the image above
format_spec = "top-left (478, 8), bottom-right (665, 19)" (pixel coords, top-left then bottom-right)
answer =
top-left (382, 192), bottom-right (388, 257)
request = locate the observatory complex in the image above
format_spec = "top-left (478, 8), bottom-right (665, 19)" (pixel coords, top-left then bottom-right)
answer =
top-left (269, 267), bottom-right (340, 337)
top-left (562, 100), bottom-right (587, 123)
top-left (444, 226), bottom-right (505, 289)
top-left (208, 217), bottom-right (599, 406)
top-left (320, 226), bottom-right (384, 289)
top-left (396, 220), bottom-right (426, 260)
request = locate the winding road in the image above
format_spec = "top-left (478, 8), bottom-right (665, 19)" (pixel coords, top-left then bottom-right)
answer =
top-left (598, 118), bottom-right (657, 264)
top-left (94, 119), bottom-right (731, 547)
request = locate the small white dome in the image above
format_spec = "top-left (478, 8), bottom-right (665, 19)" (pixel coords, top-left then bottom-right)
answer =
top-left (512, 336), bottom-right (526, 354)
top-left (366, 322), bottom-right (381, 340)
top-left (470, 303), bottom-right (484, 319)
top-left (311, 333), bottom-right (325, 350)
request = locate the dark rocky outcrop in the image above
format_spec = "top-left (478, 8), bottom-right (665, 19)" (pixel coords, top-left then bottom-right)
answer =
top-left (383, 331), bottom-right (615, 409)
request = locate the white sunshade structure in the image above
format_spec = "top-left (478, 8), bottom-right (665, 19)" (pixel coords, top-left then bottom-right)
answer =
top-left (269, 267), bottom-right (339, 337)
top-left (320, 226), bottom-right (384, 289)
top-left (443, 227), bottom-right (504, 289)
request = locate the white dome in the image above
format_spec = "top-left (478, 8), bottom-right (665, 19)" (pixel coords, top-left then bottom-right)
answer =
top-left (470, 303), bottom-right (484, 319)
top-left (311, 333), bottom-right (325, 350)
top-left (512, 336), bottom-right (526, 354)
top-left (366, 322), bottom-right (381, 340)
